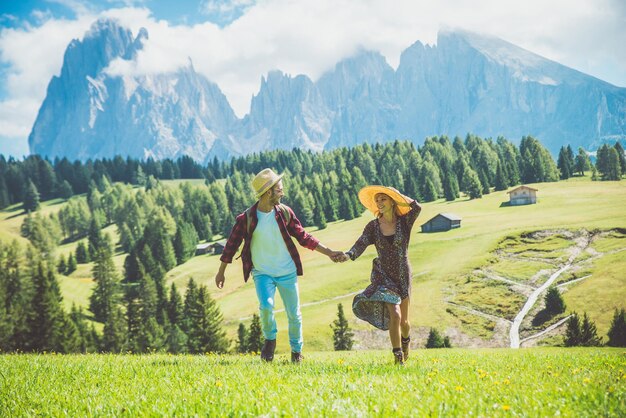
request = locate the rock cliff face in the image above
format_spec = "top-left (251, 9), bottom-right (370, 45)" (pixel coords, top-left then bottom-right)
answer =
top-left (29, 21), bottom-right (626, 162)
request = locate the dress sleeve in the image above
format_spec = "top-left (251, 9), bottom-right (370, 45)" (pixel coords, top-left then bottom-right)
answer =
top-left (402, 200), bottom-right (422, 229)
top-left (347, 221), bottom-right (376, 260)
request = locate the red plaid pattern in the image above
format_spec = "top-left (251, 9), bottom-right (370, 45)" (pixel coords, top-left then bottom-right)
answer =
top-left (220, 202), bottom-right (319, 281)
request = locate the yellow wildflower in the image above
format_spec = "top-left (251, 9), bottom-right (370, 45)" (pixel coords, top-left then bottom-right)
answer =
top-left (502, 405), bottom-right (510, 411)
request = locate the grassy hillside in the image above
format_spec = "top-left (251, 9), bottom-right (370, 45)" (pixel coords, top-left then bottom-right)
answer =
top-left (1, 348), bottom-right (623, 416)
top-left (2, 177), bottom-right (625, 352)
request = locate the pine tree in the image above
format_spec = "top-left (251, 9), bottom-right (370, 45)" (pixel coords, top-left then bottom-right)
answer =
top-left (102, 307), bottom-right (127, 352)
top-left (575, 148), bottom-right (591, 176)
top-left (167, 282), bottom-right (184, 326)
top-left (165, 323), bottom-right (188, 354)
top-left (463, 168), bottom-right (483, 199)
top-left (314, 207), bottom-right (327, 230)
top-left (566, 145), bottom-right (576, 175)
top-left (58, 180), bottom-right (73, 200)
top-left (88, 217), bottom-right (105, 259)
top-left (66, 253), bottom-right (77, 274)
top-left (426, 328), bottom-right (445, 348)
top-left (545, 287), bottom-right (566, 315)
top-left (557, 146), bottom-right (571, 179)
top-left (423, 179), bottom-right (438, 202)
top-left (605, 148), bottom-right (622, 180)
top-left (57, 254), bottom-right (67, 274)
top-left (75, 241), bottom-right (89, 263)
top-left (330, 303), bottom-right (354, 351)
top-left (196, 286), bottom-right (229, 353)
top-left (173, 221), bottom-right (198, 265)
top-left (614, 141), bottom-right (626, 176)
top-left (56, 313), bottom-right (82, 353)
top-left (69, 305), bottom-right (98, 353)
top-left (596, 144), bottom-right (610, 177)
top-left (564, 313), bottom-right (582, 347)
top-left (607, 308), bottom-right (626, 347)
top-left (26, 263), bottom-right (64, 352)
top-left (580, 312), bottom-right (602, 346)
top-left (494, 161), bottom-right (508, 191)
top-left (89, 235), bottom-right (120, 323)
top-left (442, 171), bottom-right (460, 201)
top-left (246, 313), bottom-right (263, 353)
top-left (23, 179), bottom-right (40, 212)
top-left (0, 177), bottom-right (10, 210)
top-left (182, 278), bottom-right (201, 352)
top-left (237, 323), bottom-right (248, 353)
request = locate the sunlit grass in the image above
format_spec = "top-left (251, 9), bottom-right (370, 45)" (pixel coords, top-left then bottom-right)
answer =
top-left (0, 349), bottom-right (623, 416)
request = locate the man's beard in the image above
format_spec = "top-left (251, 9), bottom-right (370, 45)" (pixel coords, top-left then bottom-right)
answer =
top-left (270, 193), bottom-right (281, 205)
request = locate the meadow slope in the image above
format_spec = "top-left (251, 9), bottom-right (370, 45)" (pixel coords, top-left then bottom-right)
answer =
top-left (1, 177), bottom-right (625, 352)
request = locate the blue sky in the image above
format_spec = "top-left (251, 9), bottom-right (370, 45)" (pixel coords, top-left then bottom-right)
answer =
top-left (1, 0), bottom-right (625, 158)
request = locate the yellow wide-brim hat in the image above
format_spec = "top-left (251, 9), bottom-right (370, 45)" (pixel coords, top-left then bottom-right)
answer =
top-left (252, 168), bottom-right (284, 198)
top-left (358, 185), bottom-right (412, 216)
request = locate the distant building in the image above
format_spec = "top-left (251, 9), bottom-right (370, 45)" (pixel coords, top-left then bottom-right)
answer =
top-left (210, 239), bottom-right (227, 255)
top-left (195, 243), bottom-right (211, 255)
top-left (421, 213), bottom-right (462, 233)
top-left (507, 185), bottom-right (538, 206)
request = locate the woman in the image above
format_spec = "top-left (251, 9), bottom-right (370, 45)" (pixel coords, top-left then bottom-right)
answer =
top-left (339, 185), bottom-right (421, 364)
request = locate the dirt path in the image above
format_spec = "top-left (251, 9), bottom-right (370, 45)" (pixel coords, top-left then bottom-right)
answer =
top-left (519, 315), bottom-right (572, 345)
top-left (509, 231), bottom-right (591, 348)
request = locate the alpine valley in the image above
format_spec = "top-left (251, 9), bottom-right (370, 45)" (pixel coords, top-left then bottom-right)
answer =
top-left (28, 19), bottom-right (626, 162)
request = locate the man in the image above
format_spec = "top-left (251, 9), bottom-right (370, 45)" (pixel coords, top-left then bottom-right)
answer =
top-left (215, 168), bottom-right (343, 363)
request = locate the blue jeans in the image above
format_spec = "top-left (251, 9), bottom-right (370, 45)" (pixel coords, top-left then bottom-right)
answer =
top-left (252, 271), bottom-right (303, 353)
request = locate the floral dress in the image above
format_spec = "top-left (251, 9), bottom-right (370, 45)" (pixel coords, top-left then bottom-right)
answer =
top-left (348, 200), bottom-right (421, 330)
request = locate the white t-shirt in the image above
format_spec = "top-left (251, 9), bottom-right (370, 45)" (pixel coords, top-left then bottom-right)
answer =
top-left (251, 208), bottom-right (296, 277)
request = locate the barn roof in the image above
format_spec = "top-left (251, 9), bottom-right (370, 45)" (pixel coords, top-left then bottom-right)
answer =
top-left (426, 213), bottom-right (462, 222)
top-left (507, 185), bottom-right (538, 194)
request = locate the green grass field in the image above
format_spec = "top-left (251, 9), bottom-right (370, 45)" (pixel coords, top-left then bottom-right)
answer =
top-left (2, 176), bottom-right (625, 351)
top-left (1, 349), bottom-right (624, 416)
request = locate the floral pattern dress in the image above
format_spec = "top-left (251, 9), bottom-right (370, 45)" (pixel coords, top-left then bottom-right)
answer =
top-left (348, 200), bottom-right (421, 330)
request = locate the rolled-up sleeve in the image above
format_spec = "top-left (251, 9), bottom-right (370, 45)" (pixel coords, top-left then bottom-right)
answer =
top-left (286, 207), bottom-right (319, 250)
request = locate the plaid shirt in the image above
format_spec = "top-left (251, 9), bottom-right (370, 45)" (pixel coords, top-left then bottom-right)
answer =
top-left (220, 201), bottom-right (319, 281)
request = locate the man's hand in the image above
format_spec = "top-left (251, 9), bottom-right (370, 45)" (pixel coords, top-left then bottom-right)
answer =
top-left (215, 271), bottom-right (226, 289)
top-left (329, 250), bottom-right (349, 263)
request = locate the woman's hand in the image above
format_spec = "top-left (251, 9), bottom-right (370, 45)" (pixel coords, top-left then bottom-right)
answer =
top-left (331, 252), bottom-right (350, 263)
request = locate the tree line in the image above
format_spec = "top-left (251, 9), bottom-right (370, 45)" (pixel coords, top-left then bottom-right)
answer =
top-left (2, 135), bottom-right (625, 353)
top-left (3, 136), bottom-right (624, 212)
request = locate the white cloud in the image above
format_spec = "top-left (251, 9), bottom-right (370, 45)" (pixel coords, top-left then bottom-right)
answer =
top-left (1, 0), bottom-right (625, 157)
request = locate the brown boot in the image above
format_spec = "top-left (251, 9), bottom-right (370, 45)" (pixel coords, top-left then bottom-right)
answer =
top-left (393, 348), bottom-right (404, 365)
top-left (401, 336), bottom-right (410, 361)
top-left (260, 339), bottom-right (276, 362)
top-left (291, 351), bottom-right (304, 363)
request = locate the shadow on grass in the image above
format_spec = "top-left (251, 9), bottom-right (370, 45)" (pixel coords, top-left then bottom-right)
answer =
top-left (532, 309), bottom-right (551, 326)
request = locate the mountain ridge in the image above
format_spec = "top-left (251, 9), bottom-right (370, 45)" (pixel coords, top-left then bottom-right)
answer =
top-left (28, 19), bottom-right (626, 161)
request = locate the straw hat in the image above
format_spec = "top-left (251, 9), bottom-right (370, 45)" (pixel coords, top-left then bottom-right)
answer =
top-left (252, 168), bottom-right (284, 199)
top-left (358, 185), bottom-right (412, 216)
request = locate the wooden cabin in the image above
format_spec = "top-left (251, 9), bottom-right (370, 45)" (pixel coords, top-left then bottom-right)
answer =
top-left (507, 185), bottom-right (538, 206)
top-left (210, 239), bottom-right (227, 255)
top-left (420, 213), bottom-right (462, 233)
top-left (195, 243), bottom-right (211, 255)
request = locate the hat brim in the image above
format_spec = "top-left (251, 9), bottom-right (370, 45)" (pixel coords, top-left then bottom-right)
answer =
top-left (256, 173), bottom-right (284, 198)
top-left (358, 185), bottom-right (411, 216)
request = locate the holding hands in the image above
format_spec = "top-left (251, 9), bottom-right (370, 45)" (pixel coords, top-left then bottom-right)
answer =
top-left (329, 251), bottom-right (350, 263)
